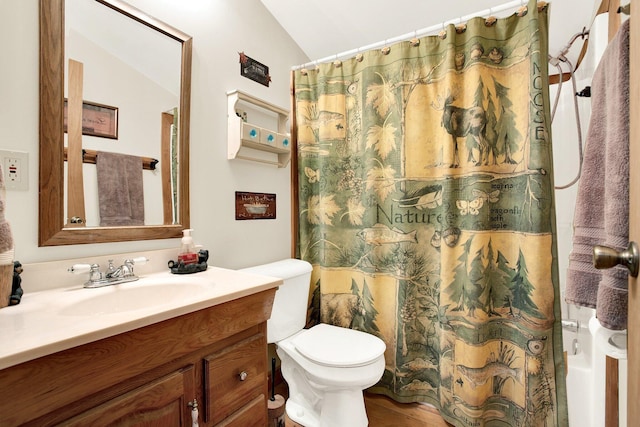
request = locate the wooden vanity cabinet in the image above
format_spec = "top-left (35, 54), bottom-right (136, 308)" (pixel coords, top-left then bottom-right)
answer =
top-left (60, 366), bottom-right (197, 426)
top-left (0, 289), bottom-right (275, 427)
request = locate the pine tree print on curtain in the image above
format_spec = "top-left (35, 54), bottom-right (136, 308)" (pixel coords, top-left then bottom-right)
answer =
top-left (293, 1), bottom-right (568, 425)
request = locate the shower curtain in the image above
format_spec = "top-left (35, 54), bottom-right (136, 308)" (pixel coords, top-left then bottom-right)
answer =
top-left (292, 1), bottom-right (568, 425)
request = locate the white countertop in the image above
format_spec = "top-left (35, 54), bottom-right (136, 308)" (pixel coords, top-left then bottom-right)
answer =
top-left (0, 266), bottom-right (281, 371)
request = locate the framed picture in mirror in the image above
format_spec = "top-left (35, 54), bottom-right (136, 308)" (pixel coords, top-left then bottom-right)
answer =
top-left (63, 99), bottom-right (119, 139)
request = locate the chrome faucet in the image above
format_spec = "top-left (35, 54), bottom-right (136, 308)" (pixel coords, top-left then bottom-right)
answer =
top-left (105, 259), bottom-right (135, 280)
top-left (105, 259), bottom-right (118, 278)
top-left (69, 257), bottom-right (148, 288)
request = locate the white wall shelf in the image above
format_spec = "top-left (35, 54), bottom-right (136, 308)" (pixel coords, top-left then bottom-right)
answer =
top-left (227, 90), bottom-right (291, 168)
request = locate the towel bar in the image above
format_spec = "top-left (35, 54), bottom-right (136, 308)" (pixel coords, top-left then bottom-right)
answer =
top-left (63, 147), bottom-right (158, 170)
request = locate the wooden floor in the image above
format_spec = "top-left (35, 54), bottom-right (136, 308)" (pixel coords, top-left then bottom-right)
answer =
top-left (275, 383), bottom-right (452, 427)
top-left (363, 393), bottom-right (452, 427)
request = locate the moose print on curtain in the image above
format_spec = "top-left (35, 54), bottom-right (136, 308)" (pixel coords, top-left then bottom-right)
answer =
top-left (293, 1), bottom-right (568, 426)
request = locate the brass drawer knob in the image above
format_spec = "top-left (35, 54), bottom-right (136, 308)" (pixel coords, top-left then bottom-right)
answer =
top-left (239, 371), bottom-right (248, 381)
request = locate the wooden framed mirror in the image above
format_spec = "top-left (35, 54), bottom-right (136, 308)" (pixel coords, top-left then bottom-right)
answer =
top-left (39, 0), bottom-right (192, 246)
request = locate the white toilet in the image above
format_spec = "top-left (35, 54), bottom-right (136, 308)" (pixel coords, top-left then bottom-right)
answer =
top-left (241, 259), bottom-right (386, 427)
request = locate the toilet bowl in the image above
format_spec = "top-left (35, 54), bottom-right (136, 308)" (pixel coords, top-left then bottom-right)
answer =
top-left (241, 259), bottom-right (386, 427)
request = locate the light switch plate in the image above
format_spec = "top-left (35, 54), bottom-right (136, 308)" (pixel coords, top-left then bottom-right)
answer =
top-left (0, 150), bottom-right (29, 191)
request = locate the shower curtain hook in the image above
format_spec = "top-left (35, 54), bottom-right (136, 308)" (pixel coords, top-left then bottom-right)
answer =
top-left (410, 30), bottom-right (420, 47)
top-left (455, 16), bottom-right (467, 34)
top-left (381, 39), bottom-right (390, 55)
top-left (517, 0), bottom-right (528, 17)
top-left (439, 21), bottom-right (447, 39)
top-left (485, 7), bottom-right (498, 26)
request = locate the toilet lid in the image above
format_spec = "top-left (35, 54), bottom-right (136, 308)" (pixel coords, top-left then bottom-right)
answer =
top-left (293, 324), bottom-right (386, 367)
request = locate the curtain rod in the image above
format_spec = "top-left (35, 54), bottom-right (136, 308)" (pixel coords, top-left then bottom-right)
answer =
top-left (292, 0), bottom-right (526, 70)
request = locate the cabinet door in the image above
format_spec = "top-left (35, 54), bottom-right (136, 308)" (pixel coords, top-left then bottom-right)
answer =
top-left (60, 365), bottom-right (196, 427)
top-left (204, 333), bottom-right (267, 425)
top-left (216, 395), bottom-right (267, 427)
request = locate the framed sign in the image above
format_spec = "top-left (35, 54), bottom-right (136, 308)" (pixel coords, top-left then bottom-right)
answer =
top-left (238, 52), bottom-right (271, 87)
top-left (235, 191), bottom-right (276, 220)
top-left (64, 99), bottom-right (119, 139)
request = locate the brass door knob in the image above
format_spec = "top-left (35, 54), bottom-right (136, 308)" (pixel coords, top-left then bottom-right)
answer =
top-left (593, 242), bottom-right (639, 277)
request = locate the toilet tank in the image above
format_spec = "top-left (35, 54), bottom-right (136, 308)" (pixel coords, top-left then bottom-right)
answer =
top-left (240, 259), bottom-right (313, 343)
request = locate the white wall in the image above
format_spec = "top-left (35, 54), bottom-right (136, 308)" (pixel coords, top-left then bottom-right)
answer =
top-left (0, 0), bottom-right (308, 268)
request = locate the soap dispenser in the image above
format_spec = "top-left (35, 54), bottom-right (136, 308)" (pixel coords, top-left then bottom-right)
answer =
top-left (178, 229), bottom-right (198, 265)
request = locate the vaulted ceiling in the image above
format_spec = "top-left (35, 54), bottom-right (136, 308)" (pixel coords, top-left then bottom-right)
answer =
top-left (261, 0), bottom-right (600, 67)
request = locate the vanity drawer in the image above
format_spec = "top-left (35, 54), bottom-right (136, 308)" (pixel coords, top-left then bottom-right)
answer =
top-left (204, 332), bottom-right (267, 425)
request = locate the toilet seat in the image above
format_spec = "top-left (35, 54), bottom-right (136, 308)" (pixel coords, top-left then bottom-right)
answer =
top-left (293, 324), bottom-right (386, 367)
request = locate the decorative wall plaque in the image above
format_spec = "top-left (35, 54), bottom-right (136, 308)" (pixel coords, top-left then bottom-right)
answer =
top-left (239, 52), bottom-right (271, 87)
top-left (235, 191), bottom-right (276, 220)
top-left (63, 99), bottom-right (118, 139)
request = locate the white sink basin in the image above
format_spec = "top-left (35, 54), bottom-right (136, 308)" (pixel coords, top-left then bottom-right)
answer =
top-left (59, 281), bottom-right (211, 316)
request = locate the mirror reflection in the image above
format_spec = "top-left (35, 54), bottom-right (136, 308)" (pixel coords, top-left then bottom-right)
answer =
top-left (39, 0), bottom-right (192, 246)
top-left (65, 0), bottom-right (181, 227)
